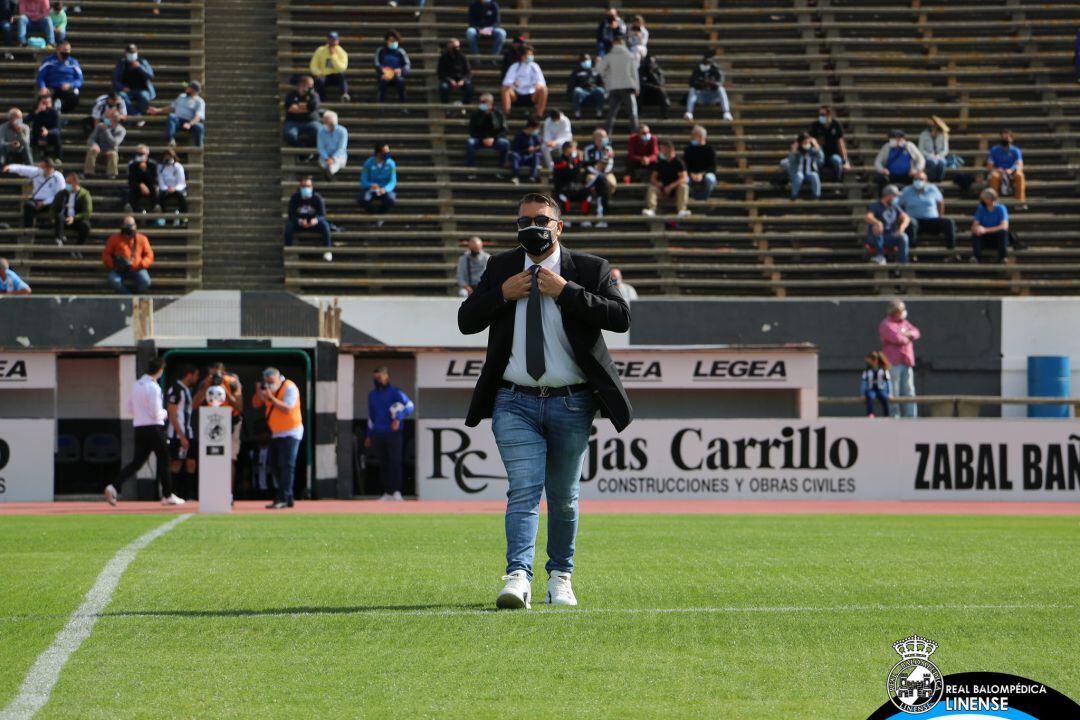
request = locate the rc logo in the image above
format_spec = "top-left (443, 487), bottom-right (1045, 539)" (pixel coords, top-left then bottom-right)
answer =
top-left (886, 635), bottom-right (944, 714)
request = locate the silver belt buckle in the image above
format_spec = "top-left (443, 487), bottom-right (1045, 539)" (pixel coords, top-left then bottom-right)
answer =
top-left (538, 386), bottom-right (550, 398)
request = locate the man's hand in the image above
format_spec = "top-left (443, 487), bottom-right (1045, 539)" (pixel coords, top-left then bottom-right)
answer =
top-left (65, 216), bottom-right (73, 225)
top-left (482, 137), bottom-right (494, 148)
top-left (537, 267), bottom-right (567, 297)
top-left (182, 121), bottom-right (191, 130)
top-left (364, 436), bottom-right (372, 449)
top-left (501, 269), bottom-right (532, 300)
top-left (871, 220), bottom-right (884, 235)
top-left (973, 225), bottom-right (985, 237)
top-left (843, 160), bottom-right (852, 170)
top-left (879, 168), bottom-right (890, 177)
top-left (391, 419), bottom-right (401, 431)
top-left (180, 435), bottom-right (190, 450)
top-left (139, 183), bottom-right (150, 195)
top-left (35, 201), bottom-right (44, 210)
top-left (60, 83), bottom-right (71, 91)
top-left (464, 285), bottom-right (473, 295)
top-left (690, 172), bottom-right (703, 183)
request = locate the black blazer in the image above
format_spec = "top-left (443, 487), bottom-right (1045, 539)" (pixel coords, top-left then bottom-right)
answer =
top-left (458, 245), bottom-right (633, 432)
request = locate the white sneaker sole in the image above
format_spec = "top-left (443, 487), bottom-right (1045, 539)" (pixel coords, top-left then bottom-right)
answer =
top-left (496, 589), bottom-right (531, 610)
top-left (546, 591), bottom-right (578, 606)
top-left (104, 485), bottom-right (117, 506)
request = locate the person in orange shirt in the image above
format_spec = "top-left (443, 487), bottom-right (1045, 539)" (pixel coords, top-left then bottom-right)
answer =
top-left (253, 367), bottom-right (304, 509)
top-left (102, 214), bottom-right (153, 293)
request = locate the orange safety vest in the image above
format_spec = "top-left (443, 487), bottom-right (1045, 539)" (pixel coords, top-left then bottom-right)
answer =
top-left (265, 379), bottom-right (303, 434)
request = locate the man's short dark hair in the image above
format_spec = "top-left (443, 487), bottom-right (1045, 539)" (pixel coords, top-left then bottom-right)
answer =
top-left (659, 138), bottom-right (674, 150)
top-left (299, 175), bottom-right (313, 184)
top-left (385, 30), bottom-right (400, 41)
top-left (179, 363), bottom-right (197, 377)
top-left (147, 357), bottom-right (164, 375)
top-left (207, 361), bottom-right (225, 372)
top-left (518, 192), bottom-right (560, 218)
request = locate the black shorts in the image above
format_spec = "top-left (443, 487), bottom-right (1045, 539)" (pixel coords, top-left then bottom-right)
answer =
top-left (168, 435), bottom-right (197, 461)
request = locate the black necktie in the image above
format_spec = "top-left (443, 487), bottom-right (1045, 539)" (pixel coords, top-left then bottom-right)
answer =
top-left (526, 264), bottom-right (545, 381)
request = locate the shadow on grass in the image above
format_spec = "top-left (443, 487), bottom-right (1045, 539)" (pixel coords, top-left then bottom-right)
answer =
top-left (98, 602), bottom-right (495, 619)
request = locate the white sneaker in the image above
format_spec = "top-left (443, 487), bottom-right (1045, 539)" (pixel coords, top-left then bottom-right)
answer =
top-left (596, 220), bottom-right (608, 228)
top-left (162, 493), bottom-right (186, 506)
top-left (391, 491), bottom-right (403, 501)
top-left (323, 251), bottom-right (333, 262)
top-left (871, 255), bottom-right (887, 265)
top-left (641, 208), bottom-right (656, 217)
top-left (378, 493), bottom-right (393, 501)
top-left (581, 220), bottom-right (592, 228)
top-left (546, 570), bottom-right (578, 606)
top-left (496, 569), bottom-right (532, 610)
top-left (683, 111), bottom-right (694, 121)
top-left (676, 209), bottom-right (692, 217)
top-left (104, 483), bottom-right (118, 506)
top-left (723, 111), bottom-right (734, 121)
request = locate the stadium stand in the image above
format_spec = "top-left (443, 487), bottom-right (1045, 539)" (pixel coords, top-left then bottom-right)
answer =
top-left (277, 0), bottom-right (1079, 297)
top-left (0, 0), bottom-right (205, 293)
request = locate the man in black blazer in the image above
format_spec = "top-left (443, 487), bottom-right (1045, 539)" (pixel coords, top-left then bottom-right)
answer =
top-left (458, 192), bottom-right (632, 611)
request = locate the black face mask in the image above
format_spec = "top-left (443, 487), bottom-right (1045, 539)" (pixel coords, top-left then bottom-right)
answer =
top-left (58, 51), bottom-right (70, 60)
top-left (1000, 139), bottom-right (1011, 146)
top-left (373, 379), bottom-right (389, 389)
top-left (122, 226), bottom-right (135, 236)
top-left (518, 226), bottom-right (554, 257)
top-left (469, 250), bottom-right (480, 257)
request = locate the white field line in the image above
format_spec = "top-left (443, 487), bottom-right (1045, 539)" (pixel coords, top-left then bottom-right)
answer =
top-left (0, 514), bottom-right (192, 720)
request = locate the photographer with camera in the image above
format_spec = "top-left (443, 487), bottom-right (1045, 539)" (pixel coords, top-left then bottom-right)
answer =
top-left (252, 367), bottom-right (304, 509)
top-left (192, 361), bottom-right (244, 465)
top-left (102, 215), bottom-right (154, 294)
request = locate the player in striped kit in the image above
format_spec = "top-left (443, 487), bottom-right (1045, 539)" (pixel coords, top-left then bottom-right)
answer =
top-left (166, 364), bottom-right (200, 498)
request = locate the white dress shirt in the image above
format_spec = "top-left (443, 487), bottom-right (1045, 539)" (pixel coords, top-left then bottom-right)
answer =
top-left (6, 164), bottom-right (64, 205)
top-left (502, 243), bottom-right (586, 388)
top-left (129, 374), bottom-right (168, 427)
top-left (502, 61), bottom-right (547, 95)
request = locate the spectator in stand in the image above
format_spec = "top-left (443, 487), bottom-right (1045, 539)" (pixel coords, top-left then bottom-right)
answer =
top-left (685, 49), bottom-right (732, 122)
top-left (878, 299), bottom-right (920, 418)
top-left (987, 129), bottom-right (1026, 210)
top-left (282, 75), bottom-right (320, 148)
top-left (15, 0), bottom-right (54, 47)
top-left (786, 132), bottom-right (823, 201)
top-left (285, 176), bottom-right (333, 262)
top-left (501, 44), bottom-right (547, 117)
top-left (499, 34), bottom-right (527, 79)
top-left (540, 107), bottom-right (571, 170)
top-left (36, 40), bottom-right (83, 112)
top-left (1075, 28), bottom-right (1080, 82)
top-left (642, 139), bottom-right (690, 217)
top-left (317, 109), bottom-right (348, 178)
top-left (865, 184), bottom-right (910, 266)
top-left (611, 267), bottom-right (637, 301)
top-left (49, 0), bottom-right (64, 42)
top-left (859, 351), bottom-right (892, 418)
top-left (359, 143), bottom-right (397, 215)
top-left (918, 115), bottom-right (949, 183)
top-left (567, 53), bottom-right (605, 120)
top-left (597, 32), bottom-right (639, 135)
top-left (102, 216), bottom-right (154, 294)
top-left (113, 43), bottom-right (156, 116)
top-left (595, 8), bottom-right (626, 57)
top-left (437, 38), bottom-right (473, 106)
top-left (627, 15), bottom-right (649, 59)
top-left (971, 187), bottom-right (1009, 264)
top-left (465, 0), bottom-right (506, 57)
top-left (0, 257), bottom-right (31, 294)
top-left (466, 92), bottom-right (509, 170)
top-left (53, 170), bottom-right (91, 249)
top-left (456, 235), bottom-right (489, 298)
top-left (509, 117), bottom-right (541, 185)
top-left (1, 1), bottom-right (14, 58)
top-left (156, 148), bottom-right (187, 227)
top-left (638, 52), bottom-right (670, 119)
top-left (375, 30), bottom-right (410, 103)
top-left (808, 105), bottom-right (849, 183)
top-left (898, 170), bottom-right (956, 257)
top-left (148, 81), bottom-right (205, 147)
top-left (873, 129), bottom-right (924, 192)
top-left (626, 123), bottom-right (658, 182)
top-left (684, 124), bottom-right (718, 201)
top-left (581, 127), bottom-right (615, 227)
top-left (125, 144), bottom-right (158, 214)
top-left (86, 91), bottom-right (127, 136)
top-left (28, 90), bottom-right (61, 160)
top-left (0, 108), bottom-right (31, 165)
top-left (552, 140), bottom-right (588, 219)
top-left (84, 107), bottom-right (126, 177)
top-left (3, 156), bottom-right (63, 232)
top-left (310, 31), bottom-right (349, 102)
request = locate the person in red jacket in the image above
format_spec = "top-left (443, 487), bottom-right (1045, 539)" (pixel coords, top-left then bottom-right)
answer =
top-left (102, 215), bottom-right (154, 293)
top-left (878, 299), bottom-right (921, 418)
top-left (626, 124), bottom-right (658, 182)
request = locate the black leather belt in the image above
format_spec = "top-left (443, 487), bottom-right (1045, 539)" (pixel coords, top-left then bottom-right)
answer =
top-left (499, 380), bottom-right (591, 398)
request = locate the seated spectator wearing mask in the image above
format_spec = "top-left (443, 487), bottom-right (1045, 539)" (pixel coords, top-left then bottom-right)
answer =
top-left (375, 31), bottom-right (410, 103)
top-left (102, 216), bottom-right (154, 294)
top-left (125, 144), bottom-right (158, 214)
top-left (466, 93), bottom-right (509, 170)
top-left (986, 129), bottom-right (1026, 210)
top-left (581, 127), bottom-right (616, 227)
top-left (642, 139), bottom-right (690, 217)
top-left (509, 117), bottom-right (541, 185)
top-left (684, 49), bottom-right (732, 122)
top-left (785, 132), bottom-right (824, 201)
top-left (0, 108), bottom-right (31, 166)
top-left (156, 148), bottom-right (188, 227)
top-left (28, 91), bottom-right (61, 160)
top-left (113, 43), bottom-right (157, 116)
top-left (540, 108), bottom-right (571, 170)
top-left (552, 140), bottom-right (589, 219)
top-left (3, 156), bottom-right (64, 232)
top-left (595, 8), bottom-right (626, 57)
top-left (611, 267), bottom-right (637, 301)
top-left (501, 44), bottom-right (547, 118)
top-left (54, 170), bottom-right (92, 250)
top-left (282, 75), bottom-right (320, 148)
top-left (626, 123), bottom-right (658, 183)
top-left (638, 53), bottom-right (670, 119)
top-left (359, 143), bottom-right (397, 215)
top-left (465, 0), bottom-right (506, 56)
top-left (864, 184), bottom-right (910, 265)
top-left (917, 115), bottom-right (949, 183)
top-left (148, 81), bottom-right (205, 147)
top-left (807, 105), bottom-right (849, 183)
top-left (456, 235), bottom-right (489, 298)
top-left (684, 124), bottom-right (717, 201)
top-left (317, 110), bottom-right (348, 178)
top-left (286, 176), bottom-right (333, 262)
top-left (15, 0), bottom-right (56, 47)
top-left (567, 53), bottom-right (605, 120)
top-left (898, 171), bottom-right (956, 259)
top-left (438, 38), bottom-right (473, 106)
top-left (36, 41), bottom-right (83, 112)
top-left (873, 129), bottom-right (924, 193)
top-left (84, 107), bottom-right (126, 177)
top-left (0, 257), bottom-right (32, 295)
top-left (85, 91), bottom-right (127, 136)
top-left (971, 188), bottom-right (1009, 264)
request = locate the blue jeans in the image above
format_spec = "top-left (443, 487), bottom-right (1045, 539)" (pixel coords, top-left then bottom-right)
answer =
top-left (826, 152), bottom-right (844, 182)
top-left (864, 389), bottom-right (890, 416)
top-left (509, 150), bottom-right (540, 180)
top-left (867, 230), bottom-right (910, 263)
top-left (283, 119), bottom-right (320, 147)
top-left (359, 188), bottom-right (396, 213)
top-left (465, 136), bottom-right (509, 167)
top-left (465, 26), bottom-right (506, 56)
top-left (167, 114), bottom-right (204, 146)
top-left (119, 88), bottom-right (154, 115)
top-left (285, 217), bottom-right (332, 246)
top-left (789, 169), bottom-right (821, 199)
top-left (107, 269), bottom-right (151, 294)
top-left (492, 386), bottom-right (597, 579)
top-left (571, 86), bottom-right (605, 115)
top-left (689, 171), bottom-right (717, 200)
top-left (1, 19), bottom-right (13, 45)
top-left (270, 436), bottom-right (302, 503)
top-left (439, 79), bottom-right (474, 104)
top-left (686, 87), bottom-right (730, 115)
top-left (888, 364), bottom-right (917, 418)
top-left (924, 156), bottom-right (946, 182)
top-left (16, 15), bottom-right (55, 45)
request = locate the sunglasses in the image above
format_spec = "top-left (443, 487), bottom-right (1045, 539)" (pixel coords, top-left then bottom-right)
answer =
top-left (516, 214), bottom-right (556, 230)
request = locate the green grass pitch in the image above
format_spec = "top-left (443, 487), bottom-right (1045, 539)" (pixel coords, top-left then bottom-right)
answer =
top-left (1, 512), bottom-right (1078, 719)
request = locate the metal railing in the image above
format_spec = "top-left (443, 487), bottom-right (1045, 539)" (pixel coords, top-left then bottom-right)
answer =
top-left (820, 396), bottom-right (1080, 417)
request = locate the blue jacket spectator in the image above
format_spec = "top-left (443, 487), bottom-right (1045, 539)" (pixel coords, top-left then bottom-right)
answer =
top-left (285, 178), bottom-right (333, 261)
top-left (785, 133), bottom-right (823, 200)
top-left (368, 375), bottom-right (414, 434)
top-left (366, 366), bottom-right (414, 500)
top-left (317, 110), bottom-right (348, 177)
top-left (509, 122), bottom-right (541, 182)
top-left (112, 44), bottom-right (156, 115)
top-left (0, 257), bottom-right (31, 294)
top-left (986, 129), bottom-right (1026, 206)
top-left (37, 42), bottom-right (84, 112)
top-left (359, 145), bottom-right (397, 214)
top-left (374, 32), bottom-right (411, 103)
top-left (971, 188), bottom-right (1009, 263)
top-left (466, 0), bottom-right (506, 56)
